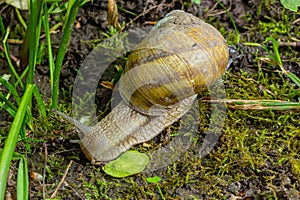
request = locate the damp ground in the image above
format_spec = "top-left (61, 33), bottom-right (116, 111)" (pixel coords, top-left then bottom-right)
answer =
top-left (1, 0), bottom-right (299, 199)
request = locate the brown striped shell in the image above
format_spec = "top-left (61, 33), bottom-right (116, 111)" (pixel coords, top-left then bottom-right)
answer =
top-left (55, 10), bottom-right (229, 163)
top-left (119, 10), bottom-right (228, 115)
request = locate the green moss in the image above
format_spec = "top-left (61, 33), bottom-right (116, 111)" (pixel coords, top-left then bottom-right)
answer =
top-left (256, 0), bottom-right (276, 16)
top-left (253, 5), bottom-right (297, 40)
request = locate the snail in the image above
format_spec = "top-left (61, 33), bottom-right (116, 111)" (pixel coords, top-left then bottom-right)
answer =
top-left (55, 10), bottom-right (229, 164)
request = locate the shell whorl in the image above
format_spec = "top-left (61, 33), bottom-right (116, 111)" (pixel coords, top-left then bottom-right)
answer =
top-left (119, 10), bottom-right (228, 115)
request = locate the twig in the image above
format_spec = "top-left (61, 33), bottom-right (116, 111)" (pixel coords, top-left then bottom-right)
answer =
top-left (65, 181), bottom-right (86, 200)
top-left (50, 160), bottom-right (73, 198)
top-left (268, 40), bottom-right (300, 48)
top-left (126, 5), bottom-right (163, 27)
top-left (125, 0), bottom-right (176, 27)
top-left (292, 18), bottom-right (300, 24)
top-left (206, 0), bottom-right (232, 17)
top-left (7, 39), bottom-right (23, 44)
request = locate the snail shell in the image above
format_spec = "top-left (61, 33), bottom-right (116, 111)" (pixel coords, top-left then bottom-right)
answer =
top-left (120, 10), bottom-right (228, 115)
top-left (55, 10), bottom-right (229, 163)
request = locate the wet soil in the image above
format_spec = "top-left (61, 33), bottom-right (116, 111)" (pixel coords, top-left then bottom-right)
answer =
top-left (1, 0), bottom-right (300, 199)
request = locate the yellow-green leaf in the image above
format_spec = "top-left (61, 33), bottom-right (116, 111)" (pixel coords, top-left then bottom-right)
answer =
top-left (103, 151), bottom-right (149, 178)
top-left (280, 0), bottom-right (299, 12)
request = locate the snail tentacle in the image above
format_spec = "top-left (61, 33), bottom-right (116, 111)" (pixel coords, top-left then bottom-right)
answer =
top-left (53, 109), bottom-right (92, 139)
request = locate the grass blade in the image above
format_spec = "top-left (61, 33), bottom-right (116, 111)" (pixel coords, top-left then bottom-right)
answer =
top-left (217, 0), bottom-right (240, 44)
top-left (2, 27), bottom-right (23, 88)
top-left (206, 99), bottom-right (300, 110)
top-left (0, 84), bottom-right (35, 200)
top-left (286, 71), bottom-right (300, 88)
top-left (43, 2), bottom-right (55, 92)
top-left (264, 37), bottom-right (300, 87)
top-left (0, 92), bottom-right (34, 131)
top-left (265, 37), bottom-right (283, 67)
top-left (0, 92), bottom-right (18, 112)
top-left (15, 7), bottom-right (27, 30)
top-left (52, 0), bottom-right (84, 109)
top-left (33, 85), bottom-right (47, 117)
top-left (26, 0), bottom-right (43, 84)
top-left (0, 15), bottom-right (5, 34)
top-left (17, 158), bottom-right (29, 200)
top-left (0, 77), bottom-right (21, 105)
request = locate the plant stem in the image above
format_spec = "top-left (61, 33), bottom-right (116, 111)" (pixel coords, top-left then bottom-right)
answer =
top-left (156, 183), bottom-right (166, 200)
top-left (23, 0), bottom-right (43, 78)
top-left (3, 27), bottom-right (22, 88)
top-left (43, 2), bottom-right (55, 92)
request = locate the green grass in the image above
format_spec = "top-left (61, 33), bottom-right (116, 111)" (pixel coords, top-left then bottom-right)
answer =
top-left (0, 0), bottom-right (84, 199)
top-left (0, 84), bottom-right (34, 199)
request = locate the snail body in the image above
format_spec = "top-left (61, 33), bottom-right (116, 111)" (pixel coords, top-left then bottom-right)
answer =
top-left (55, 10), bottom-right (229, 163)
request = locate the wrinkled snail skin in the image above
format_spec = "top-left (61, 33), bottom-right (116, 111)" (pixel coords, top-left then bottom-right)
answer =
top-left (55, 95), bottom-right (196, 162)
top-left (55, 10), bottom-right (229, 163)
top-left (78, 95), bottom-right (197, 162)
